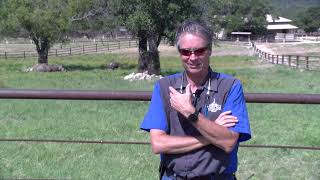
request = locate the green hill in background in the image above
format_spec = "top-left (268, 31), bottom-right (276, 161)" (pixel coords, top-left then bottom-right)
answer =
top-left (271, 0), bottom-right (320, 20)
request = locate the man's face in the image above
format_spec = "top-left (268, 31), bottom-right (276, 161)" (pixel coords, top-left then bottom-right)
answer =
top-left (178, 33), bottom-right (211, 76)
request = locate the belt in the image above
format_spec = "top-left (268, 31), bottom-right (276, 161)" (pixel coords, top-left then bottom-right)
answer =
top-left (164, 170), bottom-right (213, 180)
top-left (163, 169), bottom-right (236, 180)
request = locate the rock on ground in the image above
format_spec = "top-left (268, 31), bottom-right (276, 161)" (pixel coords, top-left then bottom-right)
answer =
top-left (124, 71), bottom-right (162, 81)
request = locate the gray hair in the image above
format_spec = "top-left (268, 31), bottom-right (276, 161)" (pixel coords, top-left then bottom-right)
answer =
top-left (175, 20), bottom-right (213, 50)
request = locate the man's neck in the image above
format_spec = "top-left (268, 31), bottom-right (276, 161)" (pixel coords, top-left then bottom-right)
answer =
top-left (186, 70), bottom-right (209, 92)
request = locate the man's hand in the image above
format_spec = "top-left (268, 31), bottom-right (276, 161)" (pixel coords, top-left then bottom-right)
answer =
top-left (169, 84), bottom-right (195, 118)
top-left (214, 111), bottom-right (238, 128)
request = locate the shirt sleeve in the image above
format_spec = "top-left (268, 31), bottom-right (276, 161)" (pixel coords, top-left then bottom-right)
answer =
top-left (222, 80), bottom-right (251, 142)
top-left (140, 81), bottom-right (168, 132)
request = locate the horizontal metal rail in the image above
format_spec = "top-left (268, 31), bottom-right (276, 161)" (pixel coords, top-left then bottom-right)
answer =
top-left (1, 89), bottom-right (319, 151)
top-left (0, 89), bottom-right (320, 104)
top-left (0, 138), bottom-right (319, 151)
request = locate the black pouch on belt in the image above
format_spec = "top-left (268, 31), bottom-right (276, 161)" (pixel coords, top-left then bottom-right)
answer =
top-left (159, 161), bottom-right (166, 180)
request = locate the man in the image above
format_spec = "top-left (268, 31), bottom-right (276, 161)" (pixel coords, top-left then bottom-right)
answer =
top-left (140, 20), bottom-right (251, 180)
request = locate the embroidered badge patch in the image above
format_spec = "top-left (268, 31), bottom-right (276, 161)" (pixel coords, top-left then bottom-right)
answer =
top-left (208, 98), bottom-right (221, 112)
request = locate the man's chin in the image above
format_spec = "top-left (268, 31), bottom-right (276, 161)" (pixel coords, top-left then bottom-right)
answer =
top-left (186, 67), bottom-right (203, 74)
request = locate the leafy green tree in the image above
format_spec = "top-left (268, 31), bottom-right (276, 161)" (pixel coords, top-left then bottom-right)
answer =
top-left (0, 0), bottom-right (72, 64)
top-left (68, 0), bottom-right (114, 38)
top-left (297, 6), bottom-right (320, 32)
top-left (109, 0), bottom-right (201, 75)
top-left (204, 0), bottom-right (272, 35)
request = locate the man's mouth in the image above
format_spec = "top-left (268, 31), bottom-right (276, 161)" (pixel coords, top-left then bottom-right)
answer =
top-left (187, 63), bottom-right (203, 68)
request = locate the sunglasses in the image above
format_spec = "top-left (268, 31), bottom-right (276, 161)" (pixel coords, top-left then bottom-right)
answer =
top-left (178, 46), bottom-right (209, 56)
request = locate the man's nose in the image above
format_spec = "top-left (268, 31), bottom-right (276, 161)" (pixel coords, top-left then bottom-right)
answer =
top-left (189, 53), bottom-right (198, 61)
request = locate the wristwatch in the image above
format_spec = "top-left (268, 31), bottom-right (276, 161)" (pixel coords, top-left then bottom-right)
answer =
top-left (187, 109), bottom-right (199, 123)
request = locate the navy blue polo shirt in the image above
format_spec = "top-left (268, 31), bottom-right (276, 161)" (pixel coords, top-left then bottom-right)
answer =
top-left (140, 72), bottom-right (251, 174)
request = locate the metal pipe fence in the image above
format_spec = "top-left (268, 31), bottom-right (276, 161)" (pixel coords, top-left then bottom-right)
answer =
top-left (0, 89), bottom-right (320, 104)
top-left (0, 89), bottom-right (320, 151)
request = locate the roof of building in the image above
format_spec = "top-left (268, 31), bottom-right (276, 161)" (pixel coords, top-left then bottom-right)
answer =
top-left (267, 24), bottom-right (298, 30)
top-left (231, 32), bottom-right (252, 35)
top-left (266, 14), bottom-right (292, 23)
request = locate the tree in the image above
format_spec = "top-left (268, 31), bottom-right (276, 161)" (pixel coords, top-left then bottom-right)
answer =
top-left (68, 0), bottom-right (113, 38)
top-left (203, 0), bottom-right (272, 35)
top-left (0, 0), bottom-right (72, 64)
top-left (109, 0), bottom-right (201, 75)
top-left (297, 6), bottom-right (320, 32)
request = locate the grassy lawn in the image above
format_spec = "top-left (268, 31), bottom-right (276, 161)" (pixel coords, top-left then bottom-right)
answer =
top-left (0, 50), bottom-right (319, 179)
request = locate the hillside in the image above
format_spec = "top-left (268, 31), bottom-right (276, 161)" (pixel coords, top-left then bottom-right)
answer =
top-left (270, 0), bottom-right (320, 20)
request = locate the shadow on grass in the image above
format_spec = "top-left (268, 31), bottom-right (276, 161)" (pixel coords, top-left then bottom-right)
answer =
top-left (63, 62), bottom-right (137, 71)
top-left (63, 62), bottom-right (179, 75)
top-left (63, 64), bottom-right (106, 71)
top-left (119, 63), bottom-right (137, 70)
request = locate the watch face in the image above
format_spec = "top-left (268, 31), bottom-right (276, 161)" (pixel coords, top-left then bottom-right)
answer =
top-left (188, 112), bottom-right (199, 122)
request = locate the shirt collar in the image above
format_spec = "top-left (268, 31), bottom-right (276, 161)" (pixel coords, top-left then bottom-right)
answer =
top-left (173, 67), bottom-right (219, 92)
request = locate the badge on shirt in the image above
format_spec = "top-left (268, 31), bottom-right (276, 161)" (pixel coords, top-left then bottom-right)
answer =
top-left (208, 98), bottom-right (221, 112)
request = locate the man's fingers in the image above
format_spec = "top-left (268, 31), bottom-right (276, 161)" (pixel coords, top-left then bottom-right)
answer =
top-left (169, 86), bottom-right (179, 95)
top-left (217, 111), bottom-right (232, 119)
top-left (225, 118), bottom-right (238, 123)
top-left (224, 123), bottom-right (236, 128)
top-left (222, 111), bottom-right (232, 115)
top-left (222, 115), bottom-right (238, 120)
top-left (185, 84), bottom-right (192, 96)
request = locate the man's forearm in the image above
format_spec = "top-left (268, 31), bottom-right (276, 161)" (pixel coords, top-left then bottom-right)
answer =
top-left (192, 113), bottom-right (239, 153)
top-left (150, 129), bottom-right (209, 154)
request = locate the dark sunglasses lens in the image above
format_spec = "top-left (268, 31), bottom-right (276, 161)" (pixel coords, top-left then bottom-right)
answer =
top-left (180, 49), bottom-right (192, 56)
top-left (179, 47), bottom-right (207, 56)
top-left (194, 48), bottom-right (207, 56)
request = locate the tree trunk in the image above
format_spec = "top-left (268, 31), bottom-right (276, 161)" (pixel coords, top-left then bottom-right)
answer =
top-left (138, 31), bottom-right (148, 73)
top-left (137, 31), bottom-right (161, 75)
top-left (38, 48), bottom-right (49, 64)
top-left (147, 33), bottom-right (160, 75)
top-left (32, 36), bottom-right (49, 64)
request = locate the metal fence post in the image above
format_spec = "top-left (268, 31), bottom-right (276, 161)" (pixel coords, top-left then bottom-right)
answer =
top-left (5, 52), bottom-right (7, 59)
top-left (306, 56), bottom-right (309, 70)
top-left (96, 44), bottom-right (98, 52)
top-left (296, 56), bottom-right (299, 68)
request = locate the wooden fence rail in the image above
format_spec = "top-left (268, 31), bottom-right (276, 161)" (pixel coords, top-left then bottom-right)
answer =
top-left (0, 39), bottom-right (138, 59)
top-left (252, 43), bottom-right (320, 71)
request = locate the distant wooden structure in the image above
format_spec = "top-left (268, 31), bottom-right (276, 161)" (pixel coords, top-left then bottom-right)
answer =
top-left (266, 14), bottom-right (298, 42)
top-left (231, 32), bottom-right (252, 42)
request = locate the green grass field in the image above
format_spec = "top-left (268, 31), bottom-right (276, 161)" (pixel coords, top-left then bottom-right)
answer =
top-left (0, 50), bottom-right (319, 179)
